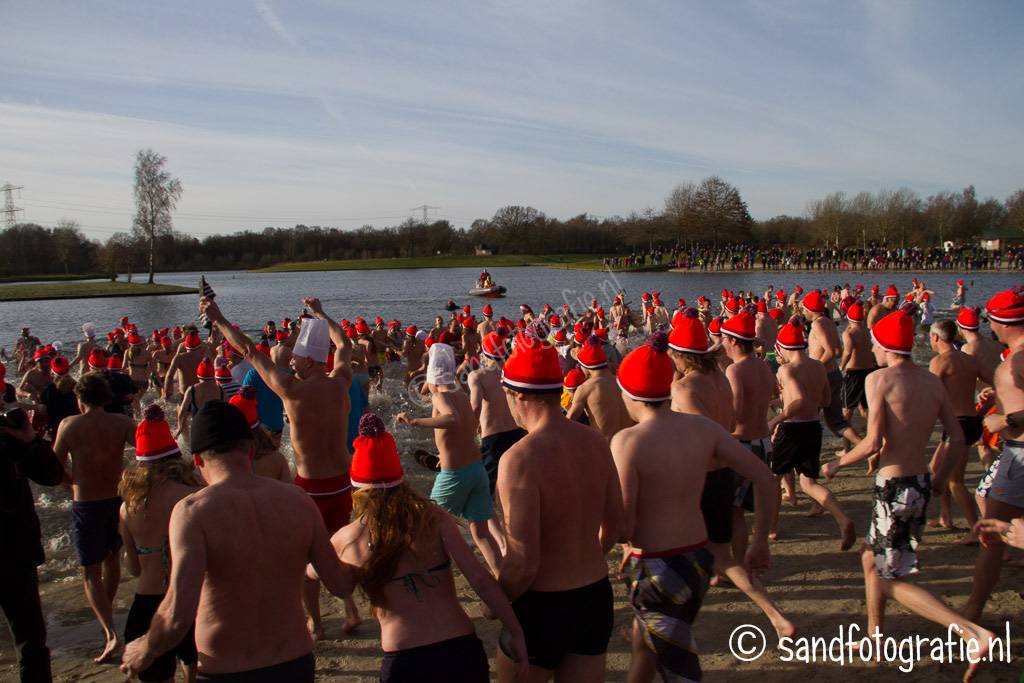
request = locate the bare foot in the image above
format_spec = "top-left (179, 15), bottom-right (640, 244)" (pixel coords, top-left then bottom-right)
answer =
top-left (307, 618), bottom-right (325, 643)
top-left (341, 615), bottom-right (362, 635)
top-left (94, 634), bottom-right (121, 664)
top-left (963, 626), bottom-right (995, 682)
top-left (772, 618), bottom-right (797, 641)
top-left (928, 518), bottom-right (955, 530)
top-left (805, 503), bottom-right (826, 518)
top-left (768, 531), bottom-right (779, 541)
top-left (840, 520), bottom-right (857, 551)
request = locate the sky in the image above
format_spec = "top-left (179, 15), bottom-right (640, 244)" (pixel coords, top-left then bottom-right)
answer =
top-left (2, 0), bottom-right (1023, 239)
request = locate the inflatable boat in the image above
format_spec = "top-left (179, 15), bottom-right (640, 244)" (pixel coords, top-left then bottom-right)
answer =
top-left (468, 284), bottom-right (507, 298)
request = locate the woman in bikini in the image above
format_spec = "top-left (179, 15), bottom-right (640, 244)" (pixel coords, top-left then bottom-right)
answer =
top-left (118, 404), bottom-right (201, 683)
top-left (317, 413), bottom-right (527, 682)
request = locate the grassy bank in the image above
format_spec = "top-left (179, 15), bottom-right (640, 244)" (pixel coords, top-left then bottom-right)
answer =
top-left (0, 273), bottom-right (107, 284)
top-left (0, 282), bottom-right (198, 302)
top-left (258, 254), bottom-right (598, 272)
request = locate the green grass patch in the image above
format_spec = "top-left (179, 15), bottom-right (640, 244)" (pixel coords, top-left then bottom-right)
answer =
top-left (0, 273), bottom-right (107, 284)
top-left (0, 282), bottom-right (198, 302)
top-left (257, 254), bottom-right (600, 272)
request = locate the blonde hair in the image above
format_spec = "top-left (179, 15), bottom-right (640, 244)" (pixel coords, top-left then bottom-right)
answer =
top-left (348, 484), bottom-right (438, 608)
top-left (252, 426), bottom-right (278, 460)
top-left (118, 458), bottom-right (201, 513)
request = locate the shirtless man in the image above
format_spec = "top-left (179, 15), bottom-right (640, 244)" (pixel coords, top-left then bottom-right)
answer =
top-left (823, 303), bottom-right (994, 682)
top-left (356, 321), bottom-right (383, 393)
top-left (125, 333), bottom-right (152, 413)
top-left (477, 305), bottom-right (496, 338)
top-left (754, 300), bottom-right (778, 360)
top-left (866, 286), bottom-right (898, 329)
top-left (201, 295), bottom-right (361, 639)
top-left (770, 315), bottom-right (857, 551)
top-left (398, 343), bottom-right (502, 574)
top-left (120, 401), bottom-right (355, 682)
top-left (566, 337), bottom-right (634, 440)
top-left (162, 331), bottom-right (205, 401)
top-left (839, 302), bottom-right (876, 425)
top-left (401, 325), bottom-right (427, 386)
top-left (614, 334), bottom-right (776, 680)
top-left (69, 323), bottom-right (98, 375)
top-left (457, 317), bottom-right (482, 380)
top-left (53, 373), bottom-right (135, 662)
top-left (271, 327), bottom-right (295, 370)
top-left (494, 327), bottom-right (624, 682)
top-left (668, 315), bottom-right (794, 642)
top-left (17, 351), bottom-right (51, 404)
top-left (802, 291), bottom-right (864, 454)
top-left (960, 288), bottom-right (1024, 622)
top-left (957, 308), bottom-right (1001, 386)
top-left (927, 319), bottom-right (983, 542)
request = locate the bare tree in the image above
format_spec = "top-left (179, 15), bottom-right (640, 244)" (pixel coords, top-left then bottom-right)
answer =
top-left (133, 149), bottom-right (183, 284)
top-left (52, 219), bottom-right (82, 274)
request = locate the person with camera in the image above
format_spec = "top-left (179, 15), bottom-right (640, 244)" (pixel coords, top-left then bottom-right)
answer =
top-left (1, 403), bottom-right (64, 682)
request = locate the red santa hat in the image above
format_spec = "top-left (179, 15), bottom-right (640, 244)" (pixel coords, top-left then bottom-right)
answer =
top-left (593, 327), bottom-right (609, 342)
top-left (595, 307), bottom-right (605, 318)
top-left (437, 330), bottom-right (457, 345)
top-left (775, 315), bottom-right (807, 351)
top-left (127, 332), bottom-right (144, 346)
top-left (801, 290), bottom-right (827, 314)
top-left (957, 279), bottom-right (964, 286)
top-left (215, 364), bottom-right (232, 384)
top-left (985, 287), bottom-right (1024, 325)
top-left (883, 285), bottom-right (898, 299)
top-left (501, 323), bottom-right (564, 394)
top-left (552, 329), bottom-right (568, 345)
top-left (184, 332), bottom-right (202, 350)
top-left (51, 356), bottom-right (70, 376)
top-left (160, 336), bottom-right (173, 351)
top-left (708, 317), bottom-right (723, 336)
top-left (721, 310), bottom-right (757, 342)
top-left (668, 308), bottom-right (708, 354)
top-left (172, 326), bottom-right (183, 338)
top-left (617, 333), bottom-right (672, 402)
top-left (462, 305), bottom-right (471, 315)
top-left (87, 349), bottom-right (108, 370)
top-left (549, 315), bottom-right (562, 328)
top-left (955, 307), bottom-right (980, 331)
top-left (197, 357), bottom-right (216, 381)
top-left (756, 300), bottom-right (767, 313)
top-left (642, 292), bottom-right (652, 301)
top-left (724, 297), bottom-right (742, 314)
top-left (846, 302), bottom-right (865, 323)
top-left (355, 321), bottom-right (371, 336)
top-left (767, 307), bottom-right (785, 322)
top-left (350, 414), bottom-right (403, 489)
top-left (576, 336), bottom-right (608, 369)
top-left (483, 304), bottom-right (493, 317)
top-left (406, 325), bottom-right (418, 337)
top-left (564, 367), bottom-right (586, 391)
top-left (482, 332), bottom-right (508, 360)
top-left (389, 320), bottom-right (400, 330)
top-left (107, 354), bottom-right (123, 371)
top-left (135, 404), bottom-right (182, 462)
top-left (228, 386), bottom-right (260, 430)
top-left (871, 303), bottom-right (917, 355)
top-left (795, 285), bottom-right (804, 294)
top-left (462, 316), bottom-right (477, 330)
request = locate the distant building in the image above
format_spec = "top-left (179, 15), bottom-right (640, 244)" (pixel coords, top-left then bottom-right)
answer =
top-left (979, 225), bottom-right (1024, 252)
top-left (474, 245), bottom-right (493, 256)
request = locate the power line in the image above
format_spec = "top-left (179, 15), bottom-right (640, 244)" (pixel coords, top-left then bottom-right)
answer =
top-left (2, 183), bottom-right (24, 229)
top-left (410, 204), bottom-right (440, 223)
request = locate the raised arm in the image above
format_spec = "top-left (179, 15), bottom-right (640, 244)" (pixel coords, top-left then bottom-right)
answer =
top-left (304, 297), bottom-right (352, 384)
top-left (200, 297), bottom-right (295, 398)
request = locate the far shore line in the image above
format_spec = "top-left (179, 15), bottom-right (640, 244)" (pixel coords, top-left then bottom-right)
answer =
top-left (0, 282), bottom-right (198, 303)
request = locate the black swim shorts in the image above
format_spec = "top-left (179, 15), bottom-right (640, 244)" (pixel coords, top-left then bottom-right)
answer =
top-left (124, 593), bottom-right (197, 682)
top-left (699, 467), bottom-right (734, 544)
top-left (942, 415), bottom-right (983, 447)
top-left (480, 428), bottom-right (527, 495)
top-left (381, 633), bottom-right (488, 682)
top-left (770, 421), bottom-right (823, 479)
top-left (70, 497), bottom-right (123, 566)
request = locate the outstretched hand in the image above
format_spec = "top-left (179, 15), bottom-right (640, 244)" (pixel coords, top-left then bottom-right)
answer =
top-left (199, 297), bottom-right (224, 325)
top-left (303, 297), bottom-right (324, 317)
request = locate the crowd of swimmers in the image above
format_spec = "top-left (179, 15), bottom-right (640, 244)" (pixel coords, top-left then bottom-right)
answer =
top-left (1, 274), bottom-right (1023, 682)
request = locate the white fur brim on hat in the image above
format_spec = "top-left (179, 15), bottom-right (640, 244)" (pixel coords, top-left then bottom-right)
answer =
top-left (293, 318), bottom-right (330, 363)
top-left (426, 343), bottom-right (456, 385)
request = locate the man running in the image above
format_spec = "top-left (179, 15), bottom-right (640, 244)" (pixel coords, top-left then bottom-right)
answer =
top-left (566, 337), bottom-right (634, 440)
top-left (162, 330), bottom-right (205, 401)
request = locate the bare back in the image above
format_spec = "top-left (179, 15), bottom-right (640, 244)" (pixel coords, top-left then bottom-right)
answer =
top-left (468, 366), bottom-right (519, 438)
top-left (121, 479), bottom-right (198, 594)
top-left (671, 370), bottom-right (734, 430)
top-left (56, 409), bottom-right (133, 501)
top-left (777, 355), bottom-right (829, 421)
top-left (930, 349), bottom-right (981, 416)
top-left (575, 373), bottom-right (635, 440)
top-left (963, 334), bottom-right (1002, 387)
top-left (432, 388), bottom-right (481, 470)
top-left (808, 316), bottom-right (841, 372)
top-left (869, 364), bottom-right (949, 476)
top-left (727, 355), bottom-right (775, 439)
top-left (842, 323), bottom-right (875, 371)
top-left (993, 350), bottom-right (1024, 442)
top-left (283, 374), bottom-right (351, 479)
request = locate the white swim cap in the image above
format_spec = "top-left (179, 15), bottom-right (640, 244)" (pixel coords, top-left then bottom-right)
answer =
top-left (292, 318), bottom-right (330, 363)
top-left (426, 343), bottom-right (455, 386)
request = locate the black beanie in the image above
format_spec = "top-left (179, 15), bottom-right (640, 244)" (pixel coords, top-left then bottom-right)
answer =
top-left (190, 399), bottom-right (253, 455)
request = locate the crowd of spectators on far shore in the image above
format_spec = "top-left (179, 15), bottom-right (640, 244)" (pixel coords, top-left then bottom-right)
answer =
top-left (602, 242), bottom-right (1024, 272)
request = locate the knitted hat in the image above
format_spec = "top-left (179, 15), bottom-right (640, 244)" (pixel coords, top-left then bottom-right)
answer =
top-left (768, 307), bottom-right (785, 322)
top-left (721, 310), bottom-right (757, 342)
top-left (482, 332), bottom-right (508, 360)
top-left (594, 327), bottom-right (609, 342)
top-left (576, 335), bottom-right (608, 369)
top-left (775, 315), bottom-right (807, 352)
top-left (801, 290), bottom-right (827, 314)
top-left (548, 315), bottom-right (561, 328)
top-left (483, 304), bottom-right (493, 317)
top-left (668, 308), bottom-right (708, 354)
top-left (127, 332), bottom-right (144, 346)
top-left (552, 329), bottom-right (568, 345)
top-left (135, 404), bottom-right (182, 462)
top-left (985, 287), bottom-right (1024, 325)
top-left (350, 413), bottom-right (403, 489)
top-left (190, 399), bottom-right (253, 454)
top-left (564, 368), bottom-right (586, 390)
top-left (87, 349), bottom-right (108, 370)
top-left (617, 333), bottom-right (672, 402)
top-left (228, 385), bottom-right (260, 430)
top-left (462, 316), bottom-right (477, 330)
top-left (184, 332), bottom-right (202, 350)
top-left (775, 290), bottom-right (786, 302)
top-left (405, 325), bottom-right (418, 337)
top-left (956, 306), bottom-right (980, 331)
top-left (708, 317), bottom-right (723, 336)
top-left (756, 300), bottom-right (767, 313)
top-left (871, 303), bottom-right (917, 355)
top-left (883, 285), bottom-right (898, 299)
top-left (215, 364), bottom-right (232, 384)
top-left (724, 297), bottom-right (742, 315)
top-left (501, 323), bottom-right (564, 394)
top-left (197, 357), bottom-right (216, 381)
top-left (846, 302), bottom-right (865, 323)
top-left (51, 356), bottom-right (70, 376)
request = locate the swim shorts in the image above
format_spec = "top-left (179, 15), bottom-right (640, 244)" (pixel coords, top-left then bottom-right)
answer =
top-left (430, 461), bottom-right (493, 522)
top-left (70, 497), bottom-right (123, 566)
top-left (196, 652), bottom-right (314, 682)
top-left (770, 420), bottom-right (823, 479)
top-left (842, 368), bottom-right (874, 411)
top-left (865, 473), bottom-right (931, 579)
top-left (500, 577), bottom-right (614, 670)
top-left (381, 633), bottom-right (488, 682)
top-left (626, 543), bottom-right (713, 682)
top-left (942, 415), bottom-right (984, 447)
top-left (734, 436), bottom-right (772, 511)
top-left (293, 473), bottom-right (353, 533)
top-left (982, 440), bottom-right (1024, 509)
top-left (823, 370), bottom-right (850, 435)
top-left (124, 593), bottom-right (197, 682)
top-left (480, 428), bottom-right (527, 495)
top-left (700, 468), bottom-right (734, 543)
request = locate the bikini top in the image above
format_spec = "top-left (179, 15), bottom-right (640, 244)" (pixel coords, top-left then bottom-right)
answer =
top-left (387, 556), bottom-right (452, 602)
top-left (136, 539), bottom-right (171, 587)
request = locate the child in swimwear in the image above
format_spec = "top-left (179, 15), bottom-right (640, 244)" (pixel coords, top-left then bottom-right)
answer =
top-left (318, 414), bottom-right (527, 683)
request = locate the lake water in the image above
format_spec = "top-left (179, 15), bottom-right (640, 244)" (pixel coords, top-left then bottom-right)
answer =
top-left (2, 267), bottom-right (1019, 347)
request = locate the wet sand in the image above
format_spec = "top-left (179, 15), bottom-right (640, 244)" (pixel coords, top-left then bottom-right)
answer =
top-left (2, 371), bottom-right (1021, 681)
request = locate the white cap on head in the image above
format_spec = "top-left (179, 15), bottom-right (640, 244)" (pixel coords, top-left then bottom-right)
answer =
top-left (51, 341), bottom-right (63, 353)
top-left (82, 322), bottom-right (96, 338)
top-left (426, 343), bottom-right (455, 386)
top-left (415, 329), bottom-right (428, 342)
top-left (292, 318), bottom-right (330, 363)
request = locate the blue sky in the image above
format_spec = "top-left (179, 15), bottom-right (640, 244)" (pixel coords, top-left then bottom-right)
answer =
top-left (2, 1), bottom-right (1022, 239)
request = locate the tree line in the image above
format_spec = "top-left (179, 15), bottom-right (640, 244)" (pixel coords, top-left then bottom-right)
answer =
top-left (2, 175), bottom-right (1022, 278)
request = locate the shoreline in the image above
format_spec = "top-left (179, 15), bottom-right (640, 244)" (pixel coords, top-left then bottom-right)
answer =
top-left (0, 282), bottom-right (198, 302)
